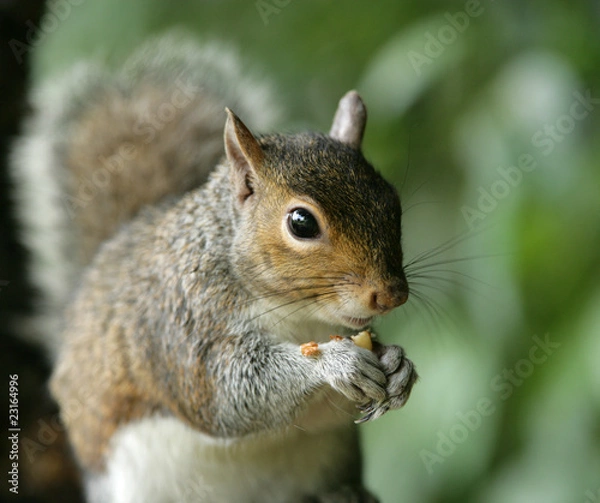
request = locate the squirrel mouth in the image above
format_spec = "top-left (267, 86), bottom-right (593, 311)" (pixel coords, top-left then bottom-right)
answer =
top-left (342, 316), bottom-right (373, 329)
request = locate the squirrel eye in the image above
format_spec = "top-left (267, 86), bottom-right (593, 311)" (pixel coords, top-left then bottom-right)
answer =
top-left (287, 208), bottom-right (320, 239)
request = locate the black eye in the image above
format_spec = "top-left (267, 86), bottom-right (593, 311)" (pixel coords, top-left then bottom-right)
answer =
top-left (288, 208), bottom-right (320, 239)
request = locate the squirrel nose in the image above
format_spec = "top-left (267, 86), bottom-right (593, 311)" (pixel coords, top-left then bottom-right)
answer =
top-left (369, 277), bottom-right (409, 313)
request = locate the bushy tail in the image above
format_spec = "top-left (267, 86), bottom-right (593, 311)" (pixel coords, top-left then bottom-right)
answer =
top-left (10, 31), bottom-right (281, 358)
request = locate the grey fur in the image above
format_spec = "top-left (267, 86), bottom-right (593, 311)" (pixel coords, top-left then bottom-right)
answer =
top-left (13, 32), bottom-right (418, 502)
top-left (9, 31), bottom-right (281, 359)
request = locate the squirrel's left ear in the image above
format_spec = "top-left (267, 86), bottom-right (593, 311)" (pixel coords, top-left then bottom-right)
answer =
top-left (224, 108), bottom-right (265, 207)
top-left (329, 90), bottom-right (367, 150)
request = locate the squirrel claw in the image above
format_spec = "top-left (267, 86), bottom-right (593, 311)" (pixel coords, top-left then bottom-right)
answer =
top-left (355, 400), bottom-right (384, 423)
top-left (356, 402), bottom-right (373, 413)
top-left (355, 400), bottom-right (390, 424)
top-left (354, 413), bottom-right (373, 425)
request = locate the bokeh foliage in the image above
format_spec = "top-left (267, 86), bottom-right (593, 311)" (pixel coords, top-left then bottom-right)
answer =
top-left (27, 0), bottom-right (600, 501)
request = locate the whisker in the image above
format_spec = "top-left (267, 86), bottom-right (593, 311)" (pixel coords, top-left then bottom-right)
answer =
top-left (395, 293), bottom-right (429, 331)
top-left (249, 290), bottom-right (338, 323)
top-left (408, 289), bottom-right (443, 330)
top-left (408, 281), bottom-right (458, 308)
top-left (408, 288), bottom-right (453, 331)
top-left (405, 253), bottom-right (504, 273)
top-left (300, 293), bottom-right (338, 322)
top-left (241, 260), bottom-right (347, 285)
top-left (401, 200), bottom-right (443, 216)
top-left (408, 272), bottom-right (492, 297)
top-left (406, 268), bottom-right (492, 288)
top-left (242, 282), bottom-right (339, 305)
top-left (410, 274), bottom-right (480, 297)
top-left (404, 225), bottom-right (494, 269)
top-left (237, 271), bottom-right (348, 304)
top-left (411, 271), bottom-right (499, 305)
top-left (270, 292), bottom-right (338, 328)
top-left (403, 178), bottom-right (430, 208)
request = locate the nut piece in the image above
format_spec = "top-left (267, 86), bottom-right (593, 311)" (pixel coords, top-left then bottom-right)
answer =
top-left (329, 335), bottom-right (344, 342)
top-left (351, 331), bottom-right (373, 351)
top-left (300, 341), bottom-right (321, 357)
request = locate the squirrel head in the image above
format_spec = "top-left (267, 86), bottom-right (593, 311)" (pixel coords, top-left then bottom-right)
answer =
top-left (224, 91), bottom-right (408, 331)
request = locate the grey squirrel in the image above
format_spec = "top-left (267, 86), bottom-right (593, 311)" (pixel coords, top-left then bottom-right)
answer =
top-left (10, 33), bottom-right (418, 503)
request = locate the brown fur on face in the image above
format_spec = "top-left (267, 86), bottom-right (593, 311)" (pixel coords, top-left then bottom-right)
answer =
top-left (229, 132), bottom-right (406, 322)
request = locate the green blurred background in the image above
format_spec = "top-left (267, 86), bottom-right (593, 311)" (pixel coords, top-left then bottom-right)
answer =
top-left (3, 0), bottom-right (600, 502)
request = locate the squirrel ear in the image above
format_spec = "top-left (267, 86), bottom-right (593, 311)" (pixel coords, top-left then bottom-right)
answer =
top-left (329, 90), bottom-right (367, 149)
top-left (224, 108), bottom-right (264, 206)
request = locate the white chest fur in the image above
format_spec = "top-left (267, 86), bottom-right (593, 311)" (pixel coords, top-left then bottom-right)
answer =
top-left (87, 414), bottom-right (358, 503)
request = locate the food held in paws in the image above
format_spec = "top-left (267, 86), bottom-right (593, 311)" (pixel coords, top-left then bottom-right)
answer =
top-left (300, 341), bottom-right (321, 357)
top-left (350, 331), bottom-right (372, 351)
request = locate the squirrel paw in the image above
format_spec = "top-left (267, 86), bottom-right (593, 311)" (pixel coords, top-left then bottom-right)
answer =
top-left (318, 338), bottom-right (387, 404)
top-left (354, 341), bottom-right (418, 424)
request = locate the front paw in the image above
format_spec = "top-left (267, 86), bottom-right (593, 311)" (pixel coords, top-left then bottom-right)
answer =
top-left (317, 338), bottom-right (387, 405)
top-left (355, 341), bottom-right (418, 423)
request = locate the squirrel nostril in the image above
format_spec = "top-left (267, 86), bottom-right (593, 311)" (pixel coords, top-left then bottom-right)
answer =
top-left (371, 291), bottom-right (392, 312)
top-left (369, 292), bottom-right (376, 308)
top-left (371, 281), bottom-right (409, 312)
